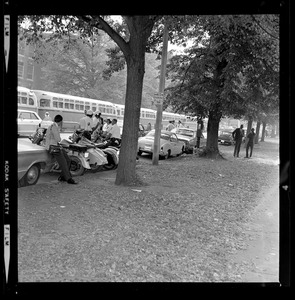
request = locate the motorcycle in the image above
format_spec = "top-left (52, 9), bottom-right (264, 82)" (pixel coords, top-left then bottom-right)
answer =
top-left (29, 127), bottom-right (89, 177)
top-left (70, 129), bottom-right (119, 171)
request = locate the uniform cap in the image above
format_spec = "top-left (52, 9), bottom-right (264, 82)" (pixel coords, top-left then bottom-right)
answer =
top-left (87, 110), bottom-right (93, 115)
top-left (94, 111), bottom-right (101, 115)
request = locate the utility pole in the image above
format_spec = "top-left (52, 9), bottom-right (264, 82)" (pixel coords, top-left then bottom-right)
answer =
top-left (152, 19), bottom-right (168, 165)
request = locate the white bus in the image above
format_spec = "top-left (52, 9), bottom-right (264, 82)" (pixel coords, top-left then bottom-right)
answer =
top-left (17, 86), bottom-right (38, 112)
top-left (31, 89), bottom-right (118, 122)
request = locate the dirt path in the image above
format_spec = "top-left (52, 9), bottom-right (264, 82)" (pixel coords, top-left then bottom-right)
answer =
top-left (232, 176), bottom-right (279, 282)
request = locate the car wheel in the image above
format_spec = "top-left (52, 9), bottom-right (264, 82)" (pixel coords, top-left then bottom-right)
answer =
top-left (164, 149), bottom-right (171, 159)
top-left (68, 155), bottom-right (85, 176)
top-left (23, 164), bottom-right (41, 186)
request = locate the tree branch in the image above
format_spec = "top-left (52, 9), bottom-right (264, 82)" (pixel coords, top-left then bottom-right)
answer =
top-left (78, 15), bottom-right (130, 56)
top-left (251, 15), bottom-right (279, 41)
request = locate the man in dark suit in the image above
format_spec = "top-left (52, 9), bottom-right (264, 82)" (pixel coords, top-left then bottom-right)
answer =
top-left (232, 124), bottom-right (244, 157)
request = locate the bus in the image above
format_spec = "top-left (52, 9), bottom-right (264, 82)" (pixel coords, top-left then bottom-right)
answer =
top-left (17, 86), bottom-right (38, 112)
top-left (17, 86), bottom-right (199, 131)
top-left (31, 89), bottom-right (118, 122)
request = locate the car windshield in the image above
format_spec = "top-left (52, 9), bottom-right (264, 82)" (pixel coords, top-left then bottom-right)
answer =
top-left (145, 131), bottom-right (170, 140)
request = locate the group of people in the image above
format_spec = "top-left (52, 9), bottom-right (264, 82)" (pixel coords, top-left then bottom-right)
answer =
top-left (42, 110), bottom-right (121, 185)
top-left (79, 110), bottom-right (121, 143)
top-left (232, 124), bottom-right (256, 158)
top-left (165, 120), bottom-right (185, 131)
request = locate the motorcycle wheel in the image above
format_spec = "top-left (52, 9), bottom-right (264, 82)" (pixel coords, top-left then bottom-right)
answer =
top-left (68, 155), bottom-right (85, 176)
top-left (90, 164), bottom-right (104, 173)
top-left (103, 152), bottom-right (117, 170)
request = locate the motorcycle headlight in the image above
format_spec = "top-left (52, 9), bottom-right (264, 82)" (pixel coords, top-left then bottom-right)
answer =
top-left (84, 152), bottom-right (89, 158)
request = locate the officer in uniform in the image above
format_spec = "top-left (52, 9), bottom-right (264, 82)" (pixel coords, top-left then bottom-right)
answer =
top-left (79, 110), bottom-right (94, 140)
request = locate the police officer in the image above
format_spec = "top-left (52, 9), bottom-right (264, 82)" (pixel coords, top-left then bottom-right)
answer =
top-left (79, 110), bottom-right (94, 140)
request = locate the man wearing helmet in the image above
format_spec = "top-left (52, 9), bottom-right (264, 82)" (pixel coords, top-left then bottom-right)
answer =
top-left (79, 110), bottom-right (94, 140)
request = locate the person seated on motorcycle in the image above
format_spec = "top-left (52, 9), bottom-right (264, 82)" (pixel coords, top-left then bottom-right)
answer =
top-left (101, 118), bottom-right (112, 137)
top-left (79, 110), bottom-right (94, 140)
top-left (106, 118), bottom-right (121, 145)
top-left (45, 114), bottom-right (77, 184)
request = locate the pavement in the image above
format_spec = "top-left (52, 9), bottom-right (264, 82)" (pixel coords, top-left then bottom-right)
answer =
top-left (234, 181), bottom-right (279, 282)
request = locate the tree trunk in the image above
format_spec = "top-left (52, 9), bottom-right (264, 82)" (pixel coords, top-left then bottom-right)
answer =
top-left (115, 24), bottom-right (148, 186)
top-left (255, 121), bottom-right (261, 144)
top-left (203, 108), bottom-right (222, 158)
top-left (260, 121), bottom-right (266, 142)
top-left (246, 116), bottom-right (253, 136)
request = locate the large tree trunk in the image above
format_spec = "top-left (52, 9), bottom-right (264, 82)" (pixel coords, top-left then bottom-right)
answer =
top-left (255, 121), bottom-right (261, 144)
top-left (203, 108), bottom-right (222, 158)
top-left (115, 18), bottom-right (152, 185)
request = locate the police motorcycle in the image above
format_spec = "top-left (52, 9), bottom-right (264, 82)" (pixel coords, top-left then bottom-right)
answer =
top-left (69, 129), bottom-right (119, 171)
top-left (29, 127), bottom-right (90, 177)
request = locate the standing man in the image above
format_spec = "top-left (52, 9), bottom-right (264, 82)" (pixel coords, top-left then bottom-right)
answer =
top-left (79, 110), bottom-right (94, 140)
top-left (245, 128), bottom-right (256, 158)
top-left (40, 111), bottom-right (53, 129)
top-left (45, 115), bottom-right (77, 184)
top-left (232, 124), bottom-right (244, 157)
top-left (166, 120), bottom-right (175, 131)
top-left (91, 111), bottom-right (103, 142)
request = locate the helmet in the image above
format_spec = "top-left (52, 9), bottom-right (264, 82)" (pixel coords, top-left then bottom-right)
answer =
top-left (94, 111), bottom-right (101, 116)
top-left (87, 110), bottom-right (93, 115)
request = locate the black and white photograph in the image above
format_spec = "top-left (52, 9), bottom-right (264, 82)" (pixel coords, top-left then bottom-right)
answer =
top-left (3, 1), bottom-right (292, 295)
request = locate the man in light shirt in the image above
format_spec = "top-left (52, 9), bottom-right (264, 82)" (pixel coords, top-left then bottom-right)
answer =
top-left (79, 110), bottom-right (93, 140)
top-left (107, 119), bottom-right (121, 140)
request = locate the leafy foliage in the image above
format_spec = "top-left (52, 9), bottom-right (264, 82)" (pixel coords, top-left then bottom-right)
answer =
top-left (166, 15), bottom-right (279, 119)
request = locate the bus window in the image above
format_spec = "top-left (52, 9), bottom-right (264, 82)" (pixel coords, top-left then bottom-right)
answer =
top-left (70, 103), bottom-right (74, 109)
top-left (98, 105), bottom-right (105, 113)
top-left (58, 102), bottom-right (63, 108)
top-left (21, 97), bottom-right (27, 105)
top-left (92, 106), bottom-right (96, 112)
top-left (17, 96), bottom-right (21, 104)
top-left (65, 103), bottom-right (69, 109)
top-left (80, 105), bottom-right (84, 111)
top-left (85, 105), bottom-right (90, 111)
top-left (40, 98), bottom-right (51, 107)
top-left (53, 101), bottom-right (58, 108)
top-left (29, 98), bottom-right (35, 105)
top-left (75, 104), bottom-right (79, 110)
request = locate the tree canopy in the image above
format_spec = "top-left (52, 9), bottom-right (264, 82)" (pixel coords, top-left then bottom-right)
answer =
top-left (164, 15), bottom-right (279, 155)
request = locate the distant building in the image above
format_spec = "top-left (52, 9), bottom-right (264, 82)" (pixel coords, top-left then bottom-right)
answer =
top-left (18, 38), bottom-right (43, 89)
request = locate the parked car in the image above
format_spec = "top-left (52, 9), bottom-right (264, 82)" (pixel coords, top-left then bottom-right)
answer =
top-left (171, 128), bottom-right (207, 153)
top-left (218, 130), bottom-right (234, 145)
top-left (18, 109), bottom-right (42, 137)
top-left (18, 138), bottom-right (51, 187)
top-left (118, 121), bottom-right (147, 138)
top-left (137, 130), bottom-right (185, 159)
